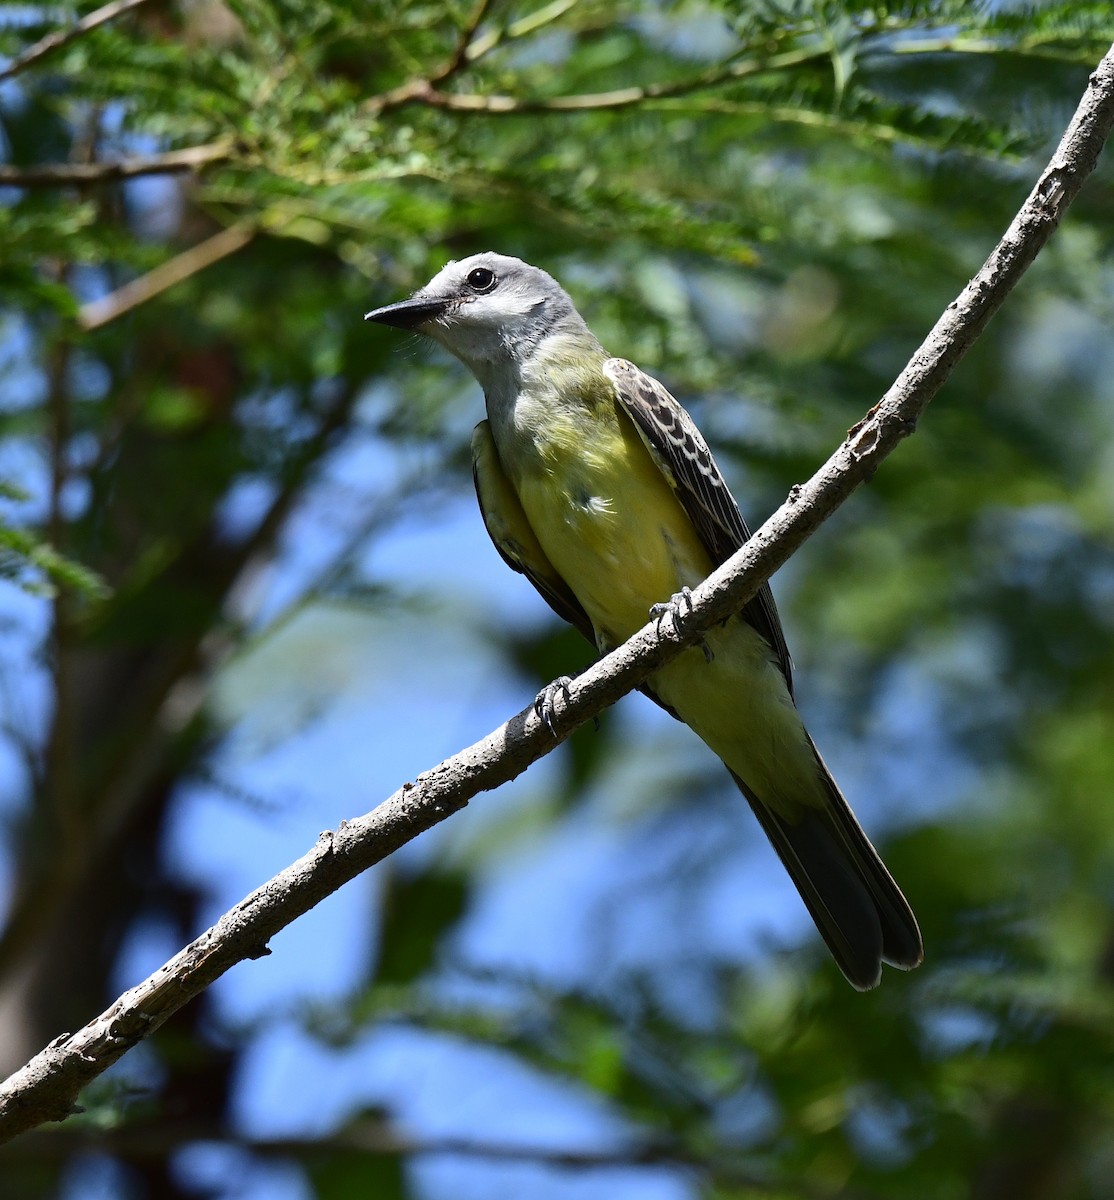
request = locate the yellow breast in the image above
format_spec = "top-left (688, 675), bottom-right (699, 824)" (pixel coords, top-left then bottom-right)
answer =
top-left (511, 401), bottom-right (713, 650)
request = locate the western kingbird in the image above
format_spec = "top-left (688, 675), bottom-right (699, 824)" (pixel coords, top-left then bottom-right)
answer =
top-left (366, 252), bottom-right (922, 989)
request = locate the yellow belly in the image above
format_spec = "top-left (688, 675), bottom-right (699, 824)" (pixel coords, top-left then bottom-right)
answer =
top-left (513, 411), bottom-right (709, 648)
top-left (511, 407), bottom-right (820, 812)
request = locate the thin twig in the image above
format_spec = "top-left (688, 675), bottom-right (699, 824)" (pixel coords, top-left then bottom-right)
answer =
top-left (647, 98), bottom-right (1026, 160)
top-left (77, 222), bottom-right (254, 331)
top-left (368, 26), bottom-right (1103, 117)
top-left (364, 43), bottom-right (830, 115)
top-left (885, 33), bottom-right (1110, 64)
top-left (434, 0), bottom-right (496, 80)
top-left (465, 0), bottom-right (582, 62)
top-left (0, 0), bottom-right (152, 85)
top-left (0, 142), bottom-right (234, 189)
top-left (0, 37), bottom-right (1111, 1149)
top-left (364, 0), bottom-right (500, 112)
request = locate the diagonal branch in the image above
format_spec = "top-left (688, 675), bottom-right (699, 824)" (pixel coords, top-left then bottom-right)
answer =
top-left (0, 0), bottom-right (152, 85)
top-left (434, 0), bottom-right (497, 81)
top-left (0, 142), bottom-right (234, 188)
top-left (366, 0), bottom-right (505, 112)
top-left (77, 221), bottom-right (255, 331)
top-left (0, 37), bottom-right (1111, 1149)
top-left (465, 0), bottom-right (582, 63)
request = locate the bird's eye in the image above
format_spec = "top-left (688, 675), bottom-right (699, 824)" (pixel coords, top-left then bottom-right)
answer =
top-left (466, 267), bottom-right (497, 293)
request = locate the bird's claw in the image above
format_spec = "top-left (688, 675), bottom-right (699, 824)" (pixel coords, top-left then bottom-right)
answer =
top-left (534, 675), bottom-right (573, 737)
top-left (650, 587), bottom-right (714, 662)
top-left (650, 586), bottom-right (694, 632)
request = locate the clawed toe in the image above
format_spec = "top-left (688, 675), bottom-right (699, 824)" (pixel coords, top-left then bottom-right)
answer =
top-left (534, 675), bottom-right (573, 736)
top-left (650, 586), bottom-right (694, 630)
top-left (649, 587), bottom-right (713, 661)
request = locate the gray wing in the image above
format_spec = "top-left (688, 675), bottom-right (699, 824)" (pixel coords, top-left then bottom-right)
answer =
top-left (603, 357), bottom-right (793, 693)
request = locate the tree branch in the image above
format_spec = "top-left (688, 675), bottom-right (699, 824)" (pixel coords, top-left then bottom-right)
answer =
top-left (434, 0), bottom-right (497, 81)
top-left (366, 24), bottom-right (1098, 118)
top-left (0, 142), bottom-right (234, 189)
top-left (0, 38), bottom-right (1111, 1149)
top-left (464, 0), bottom-right (583, 64)
top-left (77, 221), bottom-right (255, 331)
top-left (0, 0), bottom-right (152, 85)
top-left (364, 0), bottom-right (509, 112)
top-left (364, 44), bottom-right (830, 115)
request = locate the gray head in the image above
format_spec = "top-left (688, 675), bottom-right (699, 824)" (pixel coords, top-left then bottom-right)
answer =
top-left (365, 252), bottom-right (600, 375)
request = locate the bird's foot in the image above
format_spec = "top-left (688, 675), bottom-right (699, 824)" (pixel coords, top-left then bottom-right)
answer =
top-left (534, 676), bottom-right (573, 737)
top-left (649, 587), bottom-right (714, 662)
top-left (651, 586), bottom-right (693, 631)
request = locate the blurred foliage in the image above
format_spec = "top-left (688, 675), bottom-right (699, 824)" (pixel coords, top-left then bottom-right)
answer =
top-left (0, 1), bottom-right (1113, 1199)
top-left (0, 510), bottom-right (108, 599)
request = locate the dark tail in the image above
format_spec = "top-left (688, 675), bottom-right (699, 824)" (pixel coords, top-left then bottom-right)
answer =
top-left (729, 738), bottom-right (922, 990)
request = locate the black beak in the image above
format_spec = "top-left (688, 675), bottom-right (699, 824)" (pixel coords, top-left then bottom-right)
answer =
top-left (364, 296), bottom-right (448, 329)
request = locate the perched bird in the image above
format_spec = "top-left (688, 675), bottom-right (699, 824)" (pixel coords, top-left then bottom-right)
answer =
top-left (366, 253), bottom-right (922, 989)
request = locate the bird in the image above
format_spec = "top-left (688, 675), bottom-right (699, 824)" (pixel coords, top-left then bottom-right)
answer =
top-left (365, 252), bottom-right (922, 990)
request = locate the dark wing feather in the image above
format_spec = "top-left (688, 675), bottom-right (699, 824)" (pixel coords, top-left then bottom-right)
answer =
top-left (603, 358), bottom-right (793, 693)
top-left (471, 420), bottom-right (597, 646)
top-left (729, 750), bottom-right (923, 989)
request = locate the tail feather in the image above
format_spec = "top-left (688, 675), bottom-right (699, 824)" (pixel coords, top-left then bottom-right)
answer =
top-left (729, 742), bottom-right (922, 990)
